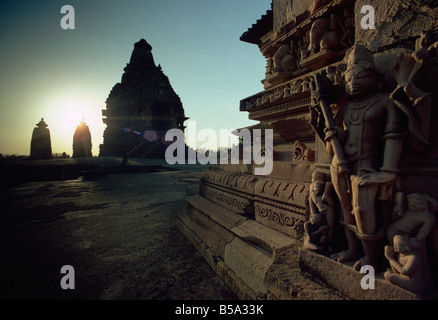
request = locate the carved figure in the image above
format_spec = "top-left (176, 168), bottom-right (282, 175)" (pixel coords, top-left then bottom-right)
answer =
top-left (390, 31), bottom-right (438, 151)
top-left (310, 45), bottom-right (406, 271)
top-left (301, 31), bottom-right (311, 60)
top-left (304, 172), bottom-right (335, 252)
top-left (273, 40), bottom-right (298, 72)
top-left (339, 8), bottom-right (354, 49)
top-left (384, 235), bottom-right (434, 294)
top-left (387, 193), bottom-right (437, 245)
top-left (308, 14), bottom-right (342, 55)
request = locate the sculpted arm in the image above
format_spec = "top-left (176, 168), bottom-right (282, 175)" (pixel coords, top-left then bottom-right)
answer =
top-left (359, 101), bottom-right (405, 186)
top-left (416, 214), bottom-right (436, 241)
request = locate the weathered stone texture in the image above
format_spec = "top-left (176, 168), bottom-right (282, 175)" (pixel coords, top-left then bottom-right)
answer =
top-left (355, 0), bottom-right (438, 51)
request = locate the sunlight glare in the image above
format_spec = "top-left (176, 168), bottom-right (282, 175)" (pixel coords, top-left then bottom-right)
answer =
top-left (45, 94), bottom-right (105, 156)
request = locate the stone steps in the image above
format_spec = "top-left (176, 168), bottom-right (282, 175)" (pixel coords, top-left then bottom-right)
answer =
top-left (177, 194), bottom-right (348, 300)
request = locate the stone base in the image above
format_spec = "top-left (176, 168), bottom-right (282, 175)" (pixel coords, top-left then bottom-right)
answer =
top-left (178, 195), bottom-right (347, 300)
top-left (298, 248), bottom-right (438, 300)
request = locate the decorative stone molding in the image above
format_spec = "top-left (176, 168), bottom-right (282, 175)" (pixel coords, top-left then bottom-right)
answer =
top-left (199, 168), bottom-right (310, 239)
top-left (249, 96), bottom-right (312, 120)
top-left (293, 141), bottom-right (315, 162)
top-left (254, 202), bottom-right (305, 239)
top-left (200, 184), bottom-right (253, 216)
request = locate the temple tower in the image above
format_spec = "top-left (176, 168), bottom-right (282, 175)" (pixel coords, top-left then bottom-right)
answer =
top-left (99, 39), bottom-right (188, 158)
top-left (73, 119), bottom-right (92, 158)
top-left (30, 118), bottom-right (52, 160)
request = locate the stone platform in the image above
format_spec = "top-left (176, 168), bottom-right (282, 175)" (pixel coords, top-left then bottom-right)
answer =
top-left (177, 195), bottom-right (347, 300)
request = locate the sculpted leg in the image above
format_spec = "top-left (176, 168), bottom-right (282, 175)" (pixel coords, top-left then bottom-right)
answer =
top-left (350, 175), bottom-right (383, 271)
top-left (330, 165), bottom-right (361, 262)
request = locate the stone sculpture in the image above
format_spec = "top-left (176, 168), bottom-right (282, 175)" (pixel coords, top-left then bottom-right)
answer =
top-left (387, 192), bottom-right (437, 246)
top-left (304, 171), bottom-right (335, 252)
top-left (310, 44), bottom-right (406, 271)
top-left (307, 14), bottom-right (342, 55)
top-left (383, 193), bottom-right (437, 293)
top-left (273, 40), bottom-right (298, 73)
top-left (390, 31), bottom-right (438, 151)
top-left (181, 0), bottom-right (438, 299)
top-left (339, 8), bottom-right (354, 49)
top-left (384, 234), bottom-right (434, 294)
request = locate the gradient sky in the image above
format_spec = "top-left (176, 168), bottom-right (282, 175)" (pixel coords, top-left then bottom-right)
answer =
top-left (0, 0), bottom-right (271, 156)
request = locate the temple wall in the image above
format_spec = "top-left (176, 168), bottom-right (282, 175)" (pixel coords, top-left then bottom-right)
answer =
top-left (179, 0), bottom-right (438, 300)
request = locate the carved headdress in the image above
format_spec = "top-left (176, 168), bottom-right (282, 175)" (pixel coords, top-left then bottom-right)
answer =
top-left (344, 44), bottom-right (378, 75)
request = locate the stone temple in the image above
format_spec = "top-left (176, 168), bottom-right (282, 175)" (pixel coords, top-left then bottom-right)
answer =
top-left (73, 119), bottom-right (92, 158)
top-left (99, 39), bottom-right (188, 158)
top-left (30, 118), bottom-right (52, 160)
top-left (179, 0), bottom-right (438, 300)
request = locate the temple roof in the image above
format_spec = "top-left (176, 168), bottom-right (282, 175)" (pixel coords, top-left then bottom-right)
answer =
top-left (240, 6), bottom-right (273, 45)
top-left (36, 118), bottom-right (48, 128)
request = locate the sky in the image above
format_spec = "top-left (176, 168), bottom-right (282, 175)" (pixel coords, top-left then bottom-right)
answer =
top-left (0, 0), bottom-right (272, 156)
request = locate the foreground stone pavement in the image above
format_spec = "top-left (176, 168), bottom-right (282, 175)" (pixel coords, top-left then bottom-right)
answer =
top-left (0, 166), bottom-right (236, 300)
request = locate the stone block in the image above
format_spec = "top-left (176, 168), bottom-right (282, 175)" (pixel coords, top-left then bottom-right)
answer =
top-left (185, 195), bottom-right (248, 230)
top-left (224, 237), bottom-right (272, 296)
top-left (177, 204), bottom-right (233, 260)
top-left (231, 219), bottom-right (297, 253)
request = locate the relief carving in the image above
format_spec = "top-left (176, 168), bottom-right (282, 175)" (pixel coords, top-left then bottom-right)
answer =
top-left (255, 177), bottom-right (309, 210)
top-left (254, 202), bottom-right (305, 239)
top-left (304, 171), bottom-right (336, 253)
top-left (384, 192), bottom-right (438, 294)
top-left (308, 33), bottom-right (438, 294)
top-left (200, 184), bottom-right (253, 216)
top-left (310, 44), bottom-right (406, 271)
top-left (273, 39), bottom-right (298, 73)
top-left (293, 141), bottom-right (315, 162)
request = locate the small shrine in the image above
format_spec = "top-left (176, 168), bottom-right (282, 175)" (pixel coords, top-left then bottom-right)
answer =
top-left (30, 118), bottom-right (52, 160)
top-left (73, 119), bottom-right (92, 158)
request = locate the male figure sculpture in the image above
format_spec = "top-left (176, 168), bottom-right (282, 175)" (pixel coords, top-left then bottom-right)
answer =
top-left (310, 45), bottom-right (406, 271)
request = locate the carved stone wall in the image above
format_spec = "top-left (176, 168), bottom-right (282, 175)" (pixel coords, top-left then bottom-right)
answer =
top-left (181, 0), bottom-right (438, 299)
top-left (355, 0), bottom-right (438, 51)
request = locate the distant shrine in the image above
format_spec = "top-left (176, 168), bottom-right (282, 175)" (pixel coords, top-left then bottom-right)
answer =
top-left (73, 119), bottom-right (92, 158)
top-left (99, 39), bottom-right (188, 158)
top-left (30, 118), bottom-right (52, 159)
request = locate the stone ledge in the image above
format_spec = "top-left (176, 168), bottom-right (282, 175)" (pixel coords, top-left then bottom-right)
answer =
top-left (263, 243), bottom-right (347, 300)
top-left (298, 248), bottom-right (423, 300)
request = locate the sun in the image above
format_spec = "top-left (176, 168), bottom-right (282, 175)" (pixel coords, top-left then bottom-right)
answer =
top-left (44, 93), bottom-right (105, 156)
